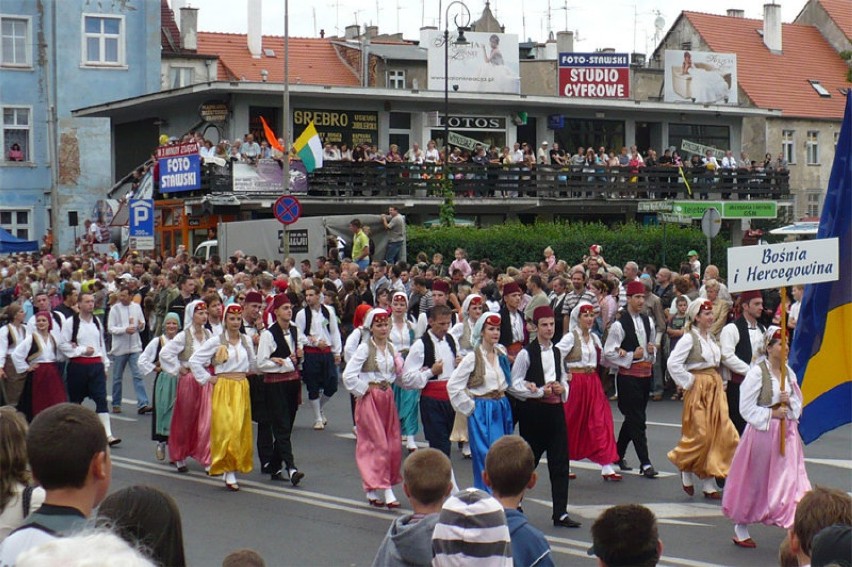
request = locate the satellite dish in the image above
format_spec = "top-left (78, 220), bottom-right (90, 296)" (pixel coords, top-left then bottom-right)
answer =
top-left (654, 16), bottom-right (666, 31)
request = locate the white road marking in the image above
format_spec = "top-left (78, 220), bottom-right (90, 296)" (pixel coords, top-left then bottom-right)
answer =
top-left (109, 415), bottom-right (138, 422)
top-left (805, 458), bottom-right (852, 470)
top-left (537, 458), bottom-right (678, 478)
top-left (527, 498), bottom-right (724, 521)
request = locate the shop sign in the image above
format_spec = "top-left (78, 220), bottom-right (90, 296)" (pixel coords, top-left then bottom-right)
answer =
top-left (157, 143), bottom-right (201, 193)
top-left (439, 116), bottom-right (506, 130)
top-left (199, 100), bottom-right (229, 123)
top-left (558, 52), bottom-right (630, 99)
top-left (293, 109), bottom-right (378, 147)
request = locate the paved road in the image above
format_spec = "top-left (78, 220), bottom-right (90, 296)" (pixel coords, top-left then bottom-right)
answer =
top-left (103, 373), bottom-right (851, 567)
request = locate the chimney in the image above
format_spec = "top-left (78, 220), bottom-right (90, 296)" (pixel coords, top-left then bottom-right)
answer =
top-left (247, 0), bottom-right (262, 59)
top-left (345, 24), bottom-right (360, 40)
top-left (763, 3), bottom-right (782, 53)
top-left (727, 9), bottom-right (744, 17)
top-left (556, 31), bottom-right (574, 54)
top-left (366, 25), bottom-right (378, 39)
top-left (179, 6), bottom-right (198, 51)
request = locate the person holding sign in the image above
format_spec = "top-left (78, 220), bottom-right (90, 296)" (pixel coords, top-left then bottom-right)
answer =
top-left (722, 326), bottom-right (811, 549)
top-left (666, 299), bottom-right (739, 500)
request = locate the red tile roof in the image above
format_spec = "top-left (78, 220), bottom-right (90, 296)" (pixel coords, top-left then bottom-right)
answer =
top-left (196, 32), bottom-right (360, 87)
top-left (161, 0), bottom-right (182, 54)
top-left (684, 12), bottom-right (850, 119)
top-left (818, 0), bottom-right (852, 40)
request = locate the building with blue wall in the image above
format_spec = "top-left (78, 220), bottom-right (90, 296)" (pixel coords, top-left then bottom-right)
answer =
top-left (0, 0), bottom-right (160, 252)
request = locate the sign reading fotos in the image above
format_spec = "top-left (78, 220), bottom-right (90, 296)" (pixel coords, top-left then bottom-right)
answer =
top-left (558, 52), bottom-right (630, 99)
top-left (425, 30), bottom-right (520, 94)
top-left (664, 50), bottom-right (737, 105)
top-left (293, 109), bottom-right (378, 148)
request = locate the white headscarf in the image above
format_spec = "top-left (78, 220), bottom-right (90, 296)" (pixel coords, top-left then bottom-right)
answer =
top-left (461, 293), bottom-right (483, 321)
top-left (184, 299), bottom-right (206, 330)
top-left (568, 300), bottom-right (594, 333)
top-left (471, 312), bottom-right (500, 350)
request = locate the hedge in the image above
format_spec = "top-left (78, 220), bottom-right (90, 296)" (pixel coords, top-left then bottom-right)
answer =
top-left (407, 221), bottom-right (731, 277)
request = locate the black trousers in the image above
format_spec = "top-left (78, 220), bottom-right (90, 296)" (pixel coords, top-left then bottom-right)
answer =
top-left (726, 380), bottom-right (746, 435)
top-left (249, 374), bottom-right (273, 470)
top-left (67, 361), bottom-right (108, 413)
top-left (265, 379), bottom-right (301, 473)
top-left (616, 374), bottom-right (652, 467)
top-left (517, 400), bottom-right (569, 520)
top-left (420, 395), bottom-right (456, 457)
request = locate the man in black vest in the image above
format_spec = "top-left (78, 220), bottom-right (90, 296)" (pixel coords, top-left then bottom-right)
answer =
top-left (604, 281), bottom-right (658, 478)
top-left (401, 305), bottom-right (461, 462)
top-left (499, 280), bottom-right (528, 364)
top-left (509, 306), bottom-right (581, 528)
top-left (256, 294), bottom-right (306, 485)
top-left (720, 290), bottom-right (766, 434)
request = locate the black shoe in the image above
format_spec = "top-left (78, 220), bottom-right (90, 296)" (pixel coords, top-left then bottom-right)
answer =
top-left (553, 515), bottom-right (582, 528)
top-left (260, 463), bottom-right (271, 475)
top-left (641, 465), bottom-right (659, 478)
top-left (176, 465), bottom-right (188, 474)
top-left (615, 458), bottom-right (633, 471)
top-left (137, 405), bottom-right (153, 415)
top-left (270, 471), bottom-right (287, 482)
top-left (290, 470), bottom-right (305, 486)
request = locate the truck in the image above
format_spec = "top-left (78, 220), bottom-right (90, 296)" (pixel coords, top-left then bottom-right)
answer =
top-left (194, 214), bottom-right (402, 263)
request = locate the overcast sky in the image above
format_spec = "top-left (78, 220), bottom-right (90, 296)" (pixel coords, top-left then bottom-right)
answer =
top-left (191, 0), bottom-right (805, 55)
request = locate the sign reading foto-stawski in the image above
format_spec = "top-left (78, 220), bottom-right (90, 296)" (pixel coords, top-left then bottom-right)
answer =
top-left (727, 238), bottom-right (839, 293)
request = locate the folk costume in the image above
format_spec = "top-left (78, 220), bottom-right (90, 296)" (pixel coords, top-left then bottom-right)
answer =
top-left (388, 292), bottom-right (421, 452)
top-left (0, 317), bottom-right (28, 406)
top-left (138, 312), bottom-right (181, 461)
top-left (448, 313), bottom-right (514, 492)
top-left (295, 295), bottom-right (343, 430)
top-left (12, 312), bottom-right (65, 420)
top-left (667, 299), bottom-right (740, 498)
top-left (720, 290), bottom-right (766, 435)
top-left (448, 293), bottom-right (486, 459)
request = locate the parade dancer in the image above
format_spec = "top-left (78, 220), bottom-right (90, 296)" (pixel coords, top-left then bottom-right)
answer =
top-left (344, 304), bottom-right (376, 434)
top-left (12, 311), bottom-right (66, 420)
top-left (604, 281), bottom-right (658, 478)
top-left (720, 290), bottom-right (766, 434)
top-left (190, 303), bottom-right (256, 491)
top-left (256, 294), bottom-right (306, 485)
top-left (498, 281), bottom-right (528, 363)
top-left (343, 308), bottom-right (407, 508)
top-left (557, 302), bottom-right (621, 481)
top-left (295, 286), bottom-right (342, 430)
top-left (159, 300), bottom-right (212, 472)
top-left (59, 292), bottom-right (121, 446)
top-left (241, 291), bottom-right (271, 472)
top-left (0, 303), bottom-right (28, 406)
top-left (722, 327), bottom-right (811, 548)
top-left (510, 306), bottom-right (582, 528)
top-left (138, 312), bottom-right (181, 462)
top-left (388, 292), bottom-right (421, 453)
top-left (449, 293), bottom-right (486, 459)
top-left (667, 299), bottom-right (740, 499)
top-left (448, 312), bottom-right (514, 492)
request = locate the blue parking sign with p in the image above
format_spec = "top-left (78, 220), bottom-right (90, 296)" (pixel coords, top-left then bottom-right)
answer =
top-left (129, 199), bottom-right (154, 237)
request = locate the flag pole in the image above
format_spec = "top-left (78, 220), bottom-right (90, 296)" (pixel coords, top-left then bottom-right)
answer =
top-left (779, 286), bottom-right (788, 456)
top-left (283, 0), bottom-right (291, 257)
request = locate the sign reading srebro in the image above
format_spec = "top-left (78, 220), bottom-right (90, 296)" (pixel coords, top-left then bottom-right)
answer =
top-left (671, 201), bottom-right (777, 219)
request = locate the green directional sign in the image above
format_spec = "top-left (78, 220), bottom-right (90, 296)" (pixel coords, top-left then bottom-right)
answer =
top-left (670, 201), bottom-right (778, 219)
top-left (671, 201), bottom-right (723, 218)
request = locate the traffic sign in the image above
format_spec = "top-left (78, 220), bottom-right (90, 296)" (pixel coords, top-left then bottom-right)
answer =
top-left (273, 195), bottom-right (302, 226)
top-left (129, 199), bottom-right (154, 250)
top-left (658, 212), bottom-right (692, 224)
top-left (701, 207), bottom-right (722, 238)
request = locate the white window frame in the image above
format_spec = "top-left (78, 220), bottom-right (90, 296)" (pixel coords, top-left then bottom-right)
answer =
top-left (169, 66), bottom-right (194, 89)
top-left (0, 15), bottom-right (32, 68)
top-left (806, 131), bottom-right (819, 165)
top-left (805, 191), bottom-right (821, 218)
top-left (2, 105), bottom-right (32, 164)
top-left (0, 207), bottom-right (33, 240)
top-left (387, 69), bottom-right (405, 89)
top-left (781, 130), bottom-right (795, 165)
top-left (81, 13), bottom-right (126, 67)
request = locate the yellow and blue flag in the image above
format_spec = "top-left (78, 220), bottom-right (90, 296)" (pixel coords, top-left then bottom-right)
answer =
top-left (789, 92), bottom-right (852, 443)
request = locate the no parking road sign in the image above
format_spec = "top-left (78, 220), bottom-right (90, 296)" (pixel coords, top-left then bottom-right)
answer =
top-left (274, 195), bottom-right (302, 225)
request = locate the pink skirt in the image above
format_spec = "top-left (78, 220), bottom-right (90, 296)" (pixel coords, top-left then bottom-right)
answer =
top-left (168, 373), bottom-right (212, 466)
top-left (354, 386), bottom-right (402, 492)
top-left (564, 371), bottom-right (619, 465)
top-left (722, 419), bottom-right (811, 529)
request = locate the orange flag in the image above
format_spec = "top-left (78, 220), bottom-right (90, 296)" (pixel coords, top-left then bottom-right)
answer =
top-left (259, 116), bottom-right (284, 152)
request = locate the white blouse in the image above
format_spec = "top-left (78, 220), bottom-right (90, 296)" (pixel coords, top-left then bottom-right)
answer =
top-left (342, 339), bottom-right (400, 397)
top-left (667, 330), bottom-right (721, 390)
top-left (138, 335), bottom-right (177, 376)
top-left (189, 333), bottom-right (257, 385)
top-left (389, 318), bottom-right (416, 354)
top-left (448, 345), bottom-right (509, 417)
top-left (0, 324), bottom-right (27, 367)
top-left (11, 333), bottom-right (58, 374)
top-left (555, 330), bottom-right (601, 369)
top-left (159, 327), bottom-right (211, 376)
top-left (740, 361), bottom-right (802, 431)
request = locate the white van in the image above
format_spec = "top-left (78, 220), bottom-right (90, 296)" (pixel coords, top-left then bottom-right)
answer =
top-left (194, 240), bottom-right (218, 261)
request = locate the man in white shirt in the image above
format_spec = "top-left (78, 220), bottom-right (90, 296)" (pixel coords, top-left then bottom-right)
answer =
top-left (720, 290), bottom-right (765, 435)
top-left (108, 284), bottom-right (150, 415)
top-left (537, 141), bottom-right (550, 165)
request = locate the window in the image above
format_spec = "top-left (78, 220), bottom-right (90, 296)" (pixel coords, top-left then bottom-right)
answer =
top-left (806, 131), bottom-right (819, 164)
top-left (806, 192), bottom-right (821, 218)
top-left (2, 106), bottom-right (30, 162)
top-left (781, 130), bottom-right (795, 164)
top-left (808, 80), bottom-right (830, 98)
top-left (0, 209), bottom-right (30, 240)
top-left (387, 69), bottom-right (405, 89)
top-left (169, 66), bottom-right (194, 89)
top-left (82, 15), bottom-right (124, 66)
top-left (1, 16), bottom-right (30, 67)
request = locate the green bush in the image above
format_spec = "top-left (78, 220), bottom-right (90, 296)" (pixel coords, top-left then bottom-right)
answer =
top-left (407, 221), bottom-right (730, 277)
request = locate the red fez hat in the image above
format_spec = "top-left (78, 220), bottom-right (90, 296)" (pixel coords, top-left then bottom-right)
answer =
top-left (771, 328), bottom-right (783, 341)
top-left (353, 303), bottom-right (373, 328)
top-left (273, 279), bottom-right (289, 291)
top-left (469, 295), bottom-right (483, 306)
top-left (626, 280), bottom-right (645, 296)
top-left (502, 281), bottom-right (521, 296)
top-left (431, 279), bottom-right (450, 294)
top-left (484, 313), bottom-right (501, 327)
top-left (533, 305), bottom-right (555, 323)
top-left (245, 291), bottom-right (263, 305)
top-left (739, 290), bottom-right (762, 303)
top-left (271, 293), bottom-right (291, 311)
top-left (578, 303), bottom-right (595, 315)
top-left (699, 300), bottom-right (713, 312)
top-left (224, 303), bottom-right (243, 316)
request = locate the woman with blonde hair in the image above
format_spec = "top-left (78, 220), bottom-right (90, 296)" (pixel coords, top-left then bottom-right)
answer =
top-left (0, 407), bottom-right (45, 542)
top-left (703, 279), bottom-right (730, 338)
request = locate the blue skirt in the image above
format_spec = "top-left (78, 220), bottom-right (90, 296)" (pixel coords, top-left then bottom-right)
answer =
top-left (468, 396), bottom-right (513, 491)
top-left (393, 383), bottom-right (421, 436)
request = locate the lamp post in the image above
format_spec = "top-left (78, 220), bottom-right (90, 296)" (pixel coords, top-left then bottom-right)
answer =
top-left (443, 1), bottom-right (471, 179)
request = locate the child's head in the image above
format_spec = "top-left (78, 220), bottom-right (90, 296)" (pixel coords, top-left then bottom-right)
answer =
top-left (543, 246), bottom-right (554, 258)
top-left (433, 253), bottom-right (443, 265)
top-left (403, 448), bottom-right (452, 508)
top-left (454, 248), bottom-right (466, 260)
top-left (484, 436), bottom-right (535, 498)
top-left (675, 295), bottom-right (689, 314)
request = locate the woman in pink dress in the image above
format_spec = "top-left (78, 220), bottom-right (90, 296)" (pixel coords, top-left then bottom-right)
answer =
top-left (557, 302), bottom-right (620, 480)
top-left (722, 326), bottom-right (811, 549)
top-left (342, 308), bottom-right (406, 508)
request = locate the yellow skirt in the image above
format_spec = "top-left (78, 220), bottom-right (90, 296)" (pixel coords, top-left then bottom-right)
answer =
top-left (667, 369), bottom-right (740, 478)
top-left (209, 375), bottom-right (254, 475)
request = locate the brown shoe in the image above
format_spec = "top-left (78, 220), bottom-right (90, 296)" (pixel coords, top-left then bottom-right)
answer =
top-left (112, 406), bottom-right (122, 414)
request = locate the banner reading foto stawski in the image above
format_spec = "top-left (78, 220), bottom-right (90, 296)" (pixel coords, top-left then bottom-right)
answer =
top-left (726, 239), bottom-right (839, 293)
top-left (425, 30), bottom-right (520, 94)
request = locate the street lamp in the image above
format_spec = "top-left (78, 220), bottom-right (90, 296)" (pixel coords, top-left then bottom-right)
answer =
top-left (443, 1), bottom-right (471, 178)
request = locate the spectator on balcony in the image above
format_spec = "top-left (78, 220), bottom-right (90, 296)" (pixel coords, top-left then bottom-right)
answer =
top-left (339, 143), bottom-right (353, 161)
top-left (645, 149), bottom-right (658, 167)
top-left (424, 140), bottom-right (441, 168)
top-left (737, 151), bottom-right (750, 169)
top-left (385, 144), bottom-right (403, 163)
top-left (549, 143), bottom-right (567, 167)
top-left (597, 146), bottom-right (608, 164)
top-left (537, 141), bottom-right (550, 165)
top-left (762, 153), bottom-right (774, 172)
top-left (228, 141), bottom-right (243, 162)
top-left (617, 147), bottom-right (630, 166)
top-left (511, 143), bottom-right (524, 163)
top-left (323, 143), bottom-right (341, 161)
top-left (630, 145), bottom-right (645, 165)
top-left (241, 134), bottom-right (261, 164)
top-left (775, 155), bottom-right (788, 172)
top-left (405, 143), bottom-right (424, 164)
top-left (370, 145), bottom-right (386, 165)
top-left (352, 144), bottom-right (368, 162)
top-left (721, 150), bottom-right (736, 169)
top-left (571, 147), bottom-right (585, 167)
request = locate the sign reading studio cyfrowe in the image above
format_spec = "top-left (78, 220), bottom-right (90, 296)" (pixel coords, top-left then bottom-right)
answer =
top-left (293, 109), bottom-right (378, 147)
